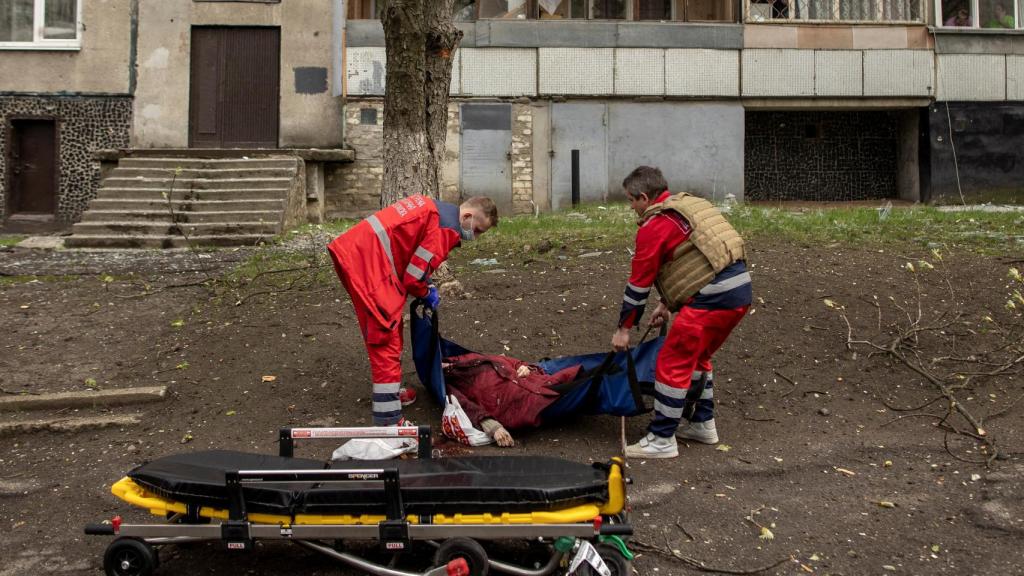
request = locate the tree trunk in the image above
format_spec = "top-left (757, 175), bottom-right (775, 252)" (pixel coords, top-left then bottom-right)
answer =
top-left (422, 1), bottom-right (462, 201)
top-left (380, 0), bottom-right (463, 206)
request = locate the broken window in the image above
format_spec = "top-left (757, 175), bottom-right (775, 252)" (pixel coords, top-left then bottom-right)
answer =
top-left (0, 0), bottom-right (79, 47)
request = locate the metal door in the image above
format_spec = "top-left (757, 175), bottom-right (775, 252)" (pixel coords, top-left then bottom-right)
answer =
top-left (460, 104), bottom-right (512, 215)
top-left (551, 103), bottom-right (608, 210)
top-left (189, 27), bottom-right (280, 148)
top-left (7, 118), bottom-right (57, 216)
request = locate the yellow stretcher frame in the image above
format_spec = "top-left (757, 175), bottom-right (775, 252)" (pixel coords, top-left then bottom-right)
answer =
top-left (111, 458), bottom-right (626, 528)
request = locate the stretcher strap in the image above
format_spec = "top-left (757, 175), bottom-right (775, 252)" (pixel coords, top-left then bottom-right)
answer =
top-left (624, 350), bottom-right (652, 415)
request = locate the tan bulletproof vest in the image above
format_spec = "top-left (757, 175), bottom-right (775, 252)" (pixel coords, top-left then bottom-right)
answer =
top-left (639, 193), bottom-right (745, 311)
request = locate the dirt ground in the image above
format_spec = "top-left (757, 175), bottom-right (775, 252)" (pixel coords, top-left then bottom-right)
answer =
top-left (0, 237), bottom-right (1021, 576)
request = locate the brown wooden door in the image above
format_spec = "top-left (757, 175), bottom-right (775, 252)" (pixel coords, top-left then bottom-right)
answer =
top-left (8, 119), bottom-right (57, 216)
top-left (189, 27), bottom-right (280, 148)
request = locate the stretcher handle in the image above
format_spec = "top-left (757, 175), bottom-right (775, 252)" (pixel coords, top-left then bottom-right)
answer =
top-left (599, 524), bottom-right (634, 536)
top-left (84, 523), bottom-right (115, 536)
top-left (279, 425), bottom-right (433, 460)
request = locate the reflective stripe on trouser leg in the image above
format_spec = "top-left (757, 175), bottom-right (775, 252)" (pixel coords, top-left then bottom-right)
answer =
top-left (691, 372), bottom-right (715, 423)
top-left (649, 379), bottom-right (688, 438)
top-left (372, 382), bottom-right (402, 425)
top-left (366, 318), bottom-right (405, 426)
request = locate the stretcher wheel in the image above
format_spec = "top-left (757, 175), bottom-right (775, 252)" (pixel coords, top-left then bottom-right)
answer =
top-left (434, 537), bottom-right (489, 576)
top-left (576, 544), bottom-right (630, 576)
top-left (103, 538), bottom-right (158, 576)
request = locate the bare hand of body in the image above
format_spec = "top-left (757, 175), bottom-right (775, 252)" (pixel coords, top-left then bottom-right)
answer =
top-left (516, 365), bottom-right (531, 378)
top-left (493, 426), bottom-right (514, 447)
top-left (481, 418), bottom-right (515, 447)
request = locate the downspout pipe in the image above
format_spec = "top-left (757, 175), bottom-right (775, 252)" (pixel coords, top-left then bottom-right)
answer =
top-left (333, 0), bottom-right (346, 145)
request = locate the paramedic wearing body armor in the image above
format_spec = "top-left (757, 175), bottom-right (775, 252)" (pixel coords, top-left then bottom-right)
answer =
top-left (611, 166), bottom-right (751, 459)
top-left (328, 195), bottom-right (498, 427)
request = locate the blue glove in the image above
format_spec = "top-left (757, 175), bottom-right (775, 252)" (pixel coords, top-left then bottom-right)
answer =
top-left (424, 285), bottom-right (440, 309)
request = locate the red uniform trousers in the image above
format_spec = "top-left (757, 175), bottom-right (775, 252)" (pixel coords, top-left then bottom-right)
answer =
top-left (332, 258), bottom-right (405, 426)
top-left (649, 305), bottom-right (749, 437)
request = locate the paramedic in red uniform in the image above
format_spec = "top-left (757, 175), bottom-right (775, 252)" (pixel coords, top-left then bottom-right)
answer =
top-left (611, 166), bottom-right (751, 459)
top-left (328, 195), bottom-right (498, 427)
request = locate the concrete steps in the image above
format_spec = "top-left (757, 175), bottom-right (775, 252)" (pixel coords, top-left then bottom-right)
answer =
top-left (80, 210), bottom-right (284, 224)
top-left (86, 198), bottom-right (286, 212)
top-left (95, 188), bottom-right (290, 201)
top-left (68, 156), bottom-right (302, 249)
top-left (64, 235), bottom-right (272, 249)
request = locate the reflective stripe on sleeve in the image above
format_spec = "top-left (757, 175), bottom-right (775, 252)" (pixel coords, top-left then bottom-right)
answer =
top-left (367, 215), bottom-right (399, 279)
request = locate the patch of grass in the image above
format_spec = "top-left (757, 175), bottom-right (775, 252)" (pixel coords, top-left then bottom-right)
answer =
top-left (228, 250), bottom-right (312, 283)
top-left (0, 236), bottom-right (25, 247)
top-left (0, 274), bottom-right (76, 286)
top-left (307, 203), bottom-right (1022, 268)
top-left (458, 204), bottom-right (635, 261)
top-left (729, 205), bottom-right (1024, 254)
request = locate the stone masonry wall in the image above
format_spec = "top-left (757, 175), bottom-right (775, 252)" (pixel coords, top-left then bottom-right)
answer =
top-left (0, 95), bottom-right (132, 223)
top-left (326, 101), bottom-right (384, 219)
top-left (511, 103), bottom-right (534, 215)
top-left (327, 99), bottom-right (538, 219)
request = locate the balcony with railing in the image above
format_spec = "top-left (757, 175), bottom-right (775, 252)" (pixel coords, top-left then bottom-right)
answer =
top-left (745, 0), bottom-right (927, 23)
top-left (348, 1), bottom-right (740, 23)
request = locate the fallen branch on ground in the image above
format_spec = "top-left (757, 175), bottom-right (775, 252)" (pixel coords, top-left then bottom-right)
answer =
top-left (632, 539), bottom-right (792, 575)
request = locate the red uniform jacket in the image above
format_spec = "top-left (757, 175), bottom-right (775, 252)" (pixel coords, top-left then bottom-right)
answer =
top-left (328, 195), bottom-right (463, 331)
top-left (443, 353), bottom-right (582, 430)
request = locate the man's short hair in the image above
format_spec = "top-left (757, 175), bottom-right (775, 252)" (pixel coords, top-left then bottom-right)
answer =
top-left (622, 166), bottom-right (668, 199)
top-left (463, 196), bottom-right (499, 227)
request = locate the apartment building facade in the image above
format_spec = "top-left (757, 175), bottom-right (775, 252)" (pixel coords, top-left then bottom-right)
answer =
top-left (2, 1), bottom-right (1022, 228)
top-left (344, 0), bottom-right (1024, 214)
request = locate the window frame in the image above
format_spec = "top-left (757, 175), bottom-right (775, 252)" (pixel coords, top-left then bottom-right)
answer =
top-left (935, 0), bottom-right (1022, 30)
top-left (745, 0), bottom-right (927, 24)
top-left (0, 0), bottom-right (82, 51)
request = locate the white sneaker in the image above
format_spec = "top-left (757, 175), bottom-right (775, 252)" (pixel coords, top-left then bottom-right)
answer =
top-left (624, 433), bottom-right (678, 459)
top-left (676, 419), bottom-right (719, 445)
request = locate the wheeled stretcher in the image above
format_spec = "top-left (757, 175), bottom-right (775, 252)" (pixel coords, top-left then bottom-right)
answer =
top-left (85, 426), bottom-right (634, 576)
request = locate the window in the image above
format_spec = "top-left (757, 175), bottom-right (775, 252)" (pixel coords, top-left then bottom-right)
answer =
top-left (676, 0), bottom-right (738, 21)
top-left (747, 0), bottom-right (925, 22)
top-left (939, 0), bottom-right (1020, 29)
top-left (346, 0), bottom-right (382, 20)
top-left (480, 0), bottom-right (529, 19)
top-left (536, 0), bottom-right (627, 18)
top-left (0, 0), bottom-right (80, 49)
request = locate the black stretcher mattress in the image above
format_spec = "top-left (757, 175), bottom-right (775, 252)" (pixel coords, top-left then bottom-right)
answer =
top-left (128, 450), bottom-right (610, 516)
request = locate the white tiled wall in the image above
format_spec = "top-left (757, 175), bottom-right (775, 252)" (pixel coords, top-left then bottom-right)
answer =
top-left (461, 48), bottom-right (537, 97)
top-left (742, 49), bottom-right (815, 97)
top-left (864, 50), bottom-right (934, 97)
top-left (665, 49), bottom-right (740, 97)
top-left (1004, 55), bottom-right (1024, 101)
top-left (615, 49), bottom-right (664, 96)
top-left (538, 48), bottom-right (615, 95)
top-left (815, 50), bottom-right (863, 97)
top-left (346, 47), bottom-right (387, 96)
top-left (938, 54), bottom-right (1006, 101)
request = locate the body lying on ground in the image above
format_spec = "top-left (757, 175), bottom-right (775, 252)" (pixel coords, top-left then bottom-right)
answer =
top-left (442, 352), bottom-right (583, 447)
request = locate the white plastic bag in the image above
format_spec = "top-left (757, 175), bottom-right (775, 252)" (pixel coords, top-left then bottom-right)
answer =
top-left (331, 422), bottom-right (418, 461)
top-left (441, 395), bottom-right (493, 447)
